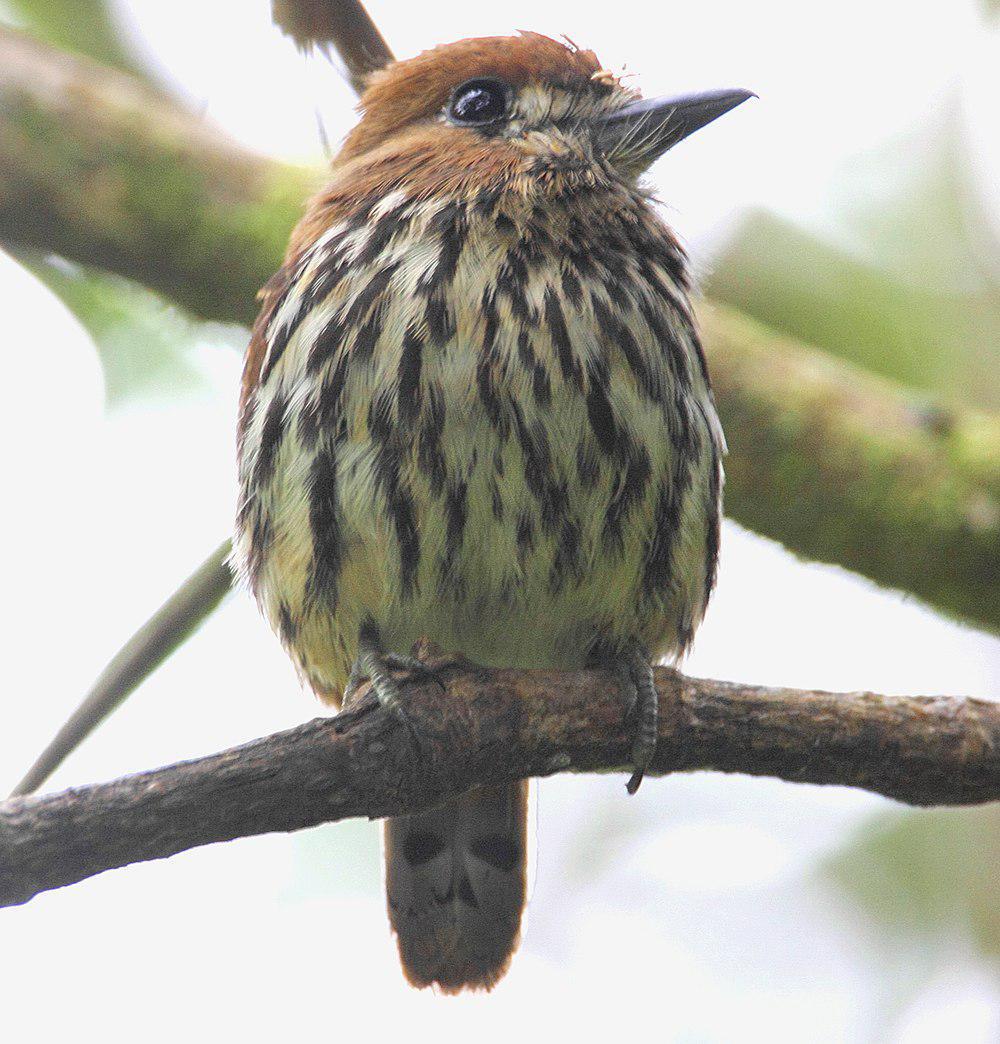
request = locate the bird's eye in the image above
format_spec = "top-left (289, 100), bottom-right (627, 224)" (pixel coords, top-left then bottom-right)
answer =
top-left (447, 79), bottom-right (511, 127)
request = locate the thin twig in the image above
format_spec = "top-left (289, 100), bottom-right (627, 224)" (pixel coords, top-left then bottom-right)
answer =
top-left (1, 644), bottom-right (996, 909)
top-left (9, 543), bottom-right (233, 798)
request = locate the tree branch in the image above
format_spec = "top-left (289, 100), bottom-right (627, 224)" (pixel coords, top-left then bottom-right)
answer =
top-left (0, 26), bottom-right (314, 322)
top-left (702, 304), bottom-right (1000, 632)
top-left (1, 645), bottom-right (997, 909)
top-left (3, 0), bottom-right (150, 81)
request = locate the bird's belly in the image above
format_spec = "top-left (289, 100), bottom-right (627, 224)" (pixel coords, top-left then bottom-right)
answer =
top-left (243, 229), bottom-right (723, 699)
top-left (338, 417), bottom-right (644, 671)
top-left (283, 368), bottom-right (716, 689)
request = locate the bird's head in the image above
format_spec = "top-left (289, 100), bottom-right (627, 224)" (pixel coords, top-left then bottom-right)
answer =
top-left (334, 33), bottom-right (752, 198)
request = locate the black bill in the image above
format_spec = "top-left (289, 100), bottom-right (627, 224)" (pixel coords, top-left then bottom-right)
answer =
top-left (596, 87), bottom-right (755, 166)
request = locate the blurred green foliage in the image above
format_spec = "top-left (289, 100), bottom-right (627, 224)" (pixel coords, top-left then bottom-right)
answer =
top-left (707, 102), bottom-right (1000, 411)
top-left (23, 255), bottom-right (245, 404)
top-left (3, 0), bottom-right (146, 77)
top-left (2, 0), bottom-right (238, 407)
top-left (826, 806), bottom-right (1000, 960)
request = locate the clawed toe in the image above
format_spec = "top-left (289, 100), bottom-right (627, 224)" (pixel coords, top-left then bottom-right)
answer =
top-left (609, 644), bottom-right (658, 795)
top-left (342, 627), bottom-right (445, 754)
top-left (381, 653), bottom-right (446, 691)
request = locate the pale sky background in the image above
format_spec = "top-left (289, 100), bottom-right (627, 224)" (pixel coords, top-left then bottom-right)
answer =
top-left (0, 1), bottom-right (998, 1042)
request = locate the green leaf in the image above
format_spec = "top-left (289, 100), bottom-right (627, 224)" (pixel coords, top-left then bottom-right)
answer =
top-left (22, 254), bottom-right (246, 405)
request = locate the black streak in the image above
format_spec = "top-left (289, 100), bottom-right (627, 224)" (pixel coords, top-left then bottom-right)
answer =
top-left (603, 446), bottom-right (652, 553)
top-left (544, 286), bottom-right (580, 388)
top-left (584, 357), bottom-right (619, 457)
top-left (253, 387), bottom-right (288, 489)
top-left (397, 327), bottom-right (424, 429)
top-left (368, 397), bottom-right (421, 599)
top-left (307, 446), bottom-right (343, 610)
top-left (703, 449), bottom-right (722, 600)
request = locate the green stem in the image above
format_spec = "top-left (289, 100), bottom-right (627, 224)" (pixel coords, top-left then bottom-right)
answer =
top-left (9, 542), bottom-right (233, 798)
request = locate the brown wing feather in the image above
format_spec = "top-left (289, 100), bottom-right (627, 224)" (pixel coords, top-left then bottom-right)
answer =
top-left (238, 186), bottom-right (354, 434)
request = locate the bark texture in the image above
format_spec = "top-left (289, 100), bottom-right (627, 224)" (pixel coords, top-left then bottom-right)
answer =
top-left (2, 646), bottom-right (997, 909)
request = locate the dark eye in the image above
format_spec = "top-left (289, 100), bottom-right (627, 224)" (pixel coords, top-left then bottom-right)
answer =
top-left (447, 78), bottom-right (511, 127)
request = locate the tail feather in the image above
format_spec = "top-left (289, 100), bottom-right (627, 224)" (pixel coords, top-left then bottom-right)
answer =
top-left (384, 781), bottom-right (529, 993)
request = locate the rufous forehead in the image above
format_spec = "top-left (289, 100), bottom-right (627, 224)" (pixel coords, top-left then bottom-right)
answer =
top-left (349, 33), bottom-right (609, 143)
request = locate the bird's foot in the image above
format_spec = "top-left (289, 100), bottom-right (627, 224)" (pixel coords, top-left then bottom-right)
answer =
top-left (610, 642), bottom-right (659, 795)
top-left (342, 625), bottom-right (444, 752)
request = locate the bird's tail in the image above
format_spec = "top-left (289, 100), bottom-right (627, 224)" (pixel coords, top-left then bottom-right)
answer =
top-left (384, 780), bottom-right (529, 993)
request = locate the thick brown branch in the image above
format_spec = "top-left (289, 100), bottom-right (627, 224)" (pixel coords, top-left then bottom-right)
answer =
top-left (0, 27), bottom-right (314, 322)
top-left (2, 646), bottom-right (997, 909)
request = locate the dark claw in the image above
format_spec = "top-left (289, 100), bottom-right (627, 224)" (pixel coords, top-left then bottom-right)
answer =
top-left (619, 645), bottom-right (658, 794)
top-left (342, 627), bottom-right (441, 755)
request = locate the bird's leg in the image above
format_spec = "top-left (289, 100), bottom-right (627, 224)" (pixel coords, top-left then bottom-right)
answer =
top-left (606, 641), bottom-right (659, 795)
top-left (342, 622), bottom-right (444, 748)
top-left (344, 652), bottom-right (427, 701)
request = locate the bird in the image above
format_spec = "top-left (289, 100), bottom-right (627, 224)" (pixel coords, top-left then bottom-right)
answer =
top-left (234, 31), bottom-right (750, 994)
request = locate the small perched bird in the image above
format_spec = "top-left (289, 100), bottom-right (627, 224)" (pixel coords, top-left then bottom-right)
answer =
top-left (235, 32), bottom-right (749, 993)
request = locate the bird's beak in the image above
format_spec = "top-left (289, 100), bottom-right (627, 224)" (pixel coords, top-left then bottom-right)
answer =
top-left (596, 87), bottom-right (755, 167)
